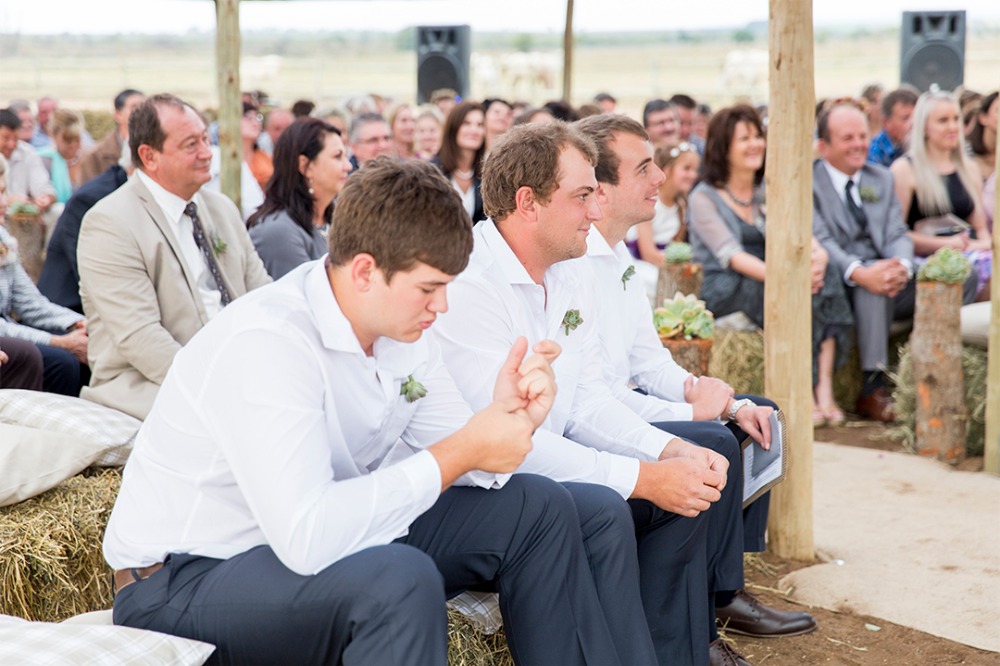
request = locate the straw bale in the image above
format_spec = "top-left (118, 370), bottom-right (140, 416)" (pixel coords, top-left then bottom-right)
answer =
top-left (889, 343), bottom-right (987, 457)
top-left (447, 609), bottom-right (513, 666)
top-left (0, 470), bottom-right (120, 622)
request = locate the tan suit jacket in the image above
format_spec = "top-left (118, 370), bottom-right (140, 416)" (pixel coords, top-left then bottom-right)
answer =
top-left (78, 176), bottom-right (271, 419)
top-left (79, 131), bottom-right (122, 185)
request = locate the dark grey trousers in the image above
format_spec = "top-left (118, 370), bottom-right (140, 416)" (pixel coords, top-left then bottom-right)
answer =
top-left (112, 474), bottom-right (656, 666)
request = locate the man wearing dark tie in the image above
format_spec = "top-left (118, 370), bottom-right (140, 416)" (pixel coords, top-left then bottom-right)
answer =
top-left (78, 94), bottom-right (270, 419)
top-left (812, 103), bottom-right (973, 422)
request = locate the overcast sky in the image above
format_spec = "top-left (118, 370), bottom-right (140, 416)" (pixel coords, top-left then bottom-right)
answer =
top-left (2, 0), bottom-right (999, 35)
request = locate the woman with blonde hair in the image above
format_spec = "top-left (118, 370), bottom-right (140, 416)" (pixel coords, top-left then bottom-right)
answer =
top-left (891, 90), bottom-right (992, 298)
top-left (38, 109), bottom-right (84, 203)
top-left (387, 102), bottom-right (416, 159)
top-left (413, 105), bottom-right (443, 160)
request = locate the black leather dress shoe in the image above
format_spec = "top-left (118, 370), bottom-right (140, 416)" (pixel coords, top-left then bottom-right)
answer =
top-left (709, 638), bottom-right (752, 666)
top-left (716, 589), bottom-right (817, 638)
top-left (855, 387), bottom-right (897, 422)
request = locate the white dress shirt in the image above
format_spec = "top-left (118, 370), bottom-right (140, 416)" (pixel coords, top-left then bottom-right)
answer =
top-left (433, 220), bottom-right (679, 499)
top-left (104, 259), bottom-right (504, 575)
top-left (586, 227), bottom-right (694, 422)
top-left (135, 170), bottom-right (223, 319)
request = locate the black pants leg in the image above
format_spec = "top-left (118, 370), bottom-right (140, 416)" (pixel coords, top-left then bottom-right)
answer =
top-left (0, 337), bottom-right (43, 390)
top-left (36, 343), bottom-right (89, 396)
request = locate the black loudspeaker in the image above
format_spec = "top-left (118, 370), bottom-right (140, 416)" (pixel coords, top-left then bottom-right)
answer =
top-left (900, 10), bottom-right (966, 92)
top-left (416, 25), bottom-right (471, 104)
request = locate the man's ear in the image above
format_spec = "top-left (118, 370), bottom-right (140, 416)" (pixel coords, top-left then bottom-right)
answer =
top-left (136, 144), bottom-right (156, 173)
top-left (350, 253), bottom-right (378, 292)
top-left (514, 186), bottom-right (537, 220)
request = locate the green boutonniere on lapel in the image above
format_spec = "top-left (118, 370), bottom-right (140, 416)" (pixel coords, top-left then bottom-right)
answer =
top-left (210, 232), bottom-right (228, 257)
top-left (621, 265), bottom-right (636, 290)
top-left (859, 186), bottom-right (879, 203)
top-left (400, 375), bottom-right (428, 403)
top-left (561, 309), bottom-right (583, 336)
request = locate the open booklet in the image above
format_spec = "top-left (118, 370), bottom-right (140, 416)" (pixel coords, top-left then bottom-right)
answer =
top-left (741, 409), bottom-right (787, 508)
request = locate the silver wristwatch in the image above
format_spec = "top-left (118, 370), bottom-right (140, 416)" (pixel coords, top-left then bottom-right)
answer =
top-left (726, 398), bottom-right (756, 421)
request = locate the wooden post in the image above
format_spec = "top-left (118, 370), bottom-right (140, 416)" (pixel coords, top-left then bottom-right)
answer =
top-left (912, 282), bottom-right (967, 462)
top-left (656, 262), bottom-right (704, 304)
top-left (562, 0), bottom-right (574, 102)
top-left (986, 126), bottom-right (1000, 475)
top-left (763, 0), bottom-right (815, 560)
top-left (215, 0), bottom-right (241, 210)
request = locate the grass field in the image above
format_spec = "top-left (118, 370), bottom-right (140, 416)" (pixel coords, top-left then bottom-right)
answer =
top-left (2, 30), bottom-right (998, 118)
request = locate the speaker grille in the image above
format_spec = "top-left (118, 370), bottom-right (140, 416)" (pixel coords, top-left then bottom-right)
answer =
top-left (418, 54), bottom-right (461, 98)
top-left (904, 44), bottom-right (963, 91)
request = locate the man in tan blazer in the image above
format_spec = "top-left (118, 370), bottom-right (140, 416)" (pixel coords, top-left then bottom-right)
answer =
top-left (78, 93), bottom-right (270, 420)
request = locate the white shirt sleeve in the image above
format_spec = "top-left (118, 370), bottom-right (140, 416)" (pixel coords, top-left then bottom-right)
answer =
top-left (194, 326), bottom-right (443, 575)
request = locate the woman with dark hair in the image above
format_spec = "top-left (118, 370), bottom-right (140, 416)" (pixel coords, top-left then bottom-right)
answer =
top-left (482, 97), bottom-right (512, 156)
top-left (967, 91), bottom-right (997, 182)
top-left (688, 104), bottom-right (853, 425)
top-left (247, 118), bottom-right (350, 279)
top-left (432, 101), bottom-right (486, 223)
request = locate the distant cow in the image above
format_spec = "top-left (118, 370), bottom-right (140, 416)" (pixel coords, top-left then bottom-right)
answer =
top-left (721, 49), bottom-right (768, 99)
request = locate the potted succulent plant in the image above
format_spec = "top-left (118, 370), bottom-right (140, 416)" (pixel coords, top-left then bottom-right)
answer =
top-left (911, 247), bottom-right (973, 463)
top-left (3, 201), bottom-right (45, 283)
top-left (655, 241), bottom-right (703, 305)
top-left (653, 292), bottom-right (715, 376)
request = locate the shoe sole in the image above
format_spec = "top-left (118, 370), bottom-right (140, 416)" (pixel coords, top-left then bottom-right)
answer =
top-left (718, 623), bottom-right (819, 639)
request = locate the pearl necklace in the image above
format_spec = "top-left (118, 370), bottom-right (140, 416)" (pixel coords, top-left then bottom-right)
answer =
top-left (454, 168), bottom-right (474, 180)
top-left (724, 185), bottom-right (755, 207)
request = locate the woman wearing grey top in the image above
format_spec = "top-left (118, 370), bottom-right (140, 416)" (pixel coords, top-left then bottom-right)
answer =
top-left (248, 118), bottom-right (351, 279)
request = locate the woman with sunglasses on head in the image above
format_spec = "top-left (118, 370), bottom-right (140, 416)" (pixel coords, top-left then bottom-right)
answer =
top-left (631, 141), bottom-right (700, 266)
top-left (247, 118), bottom-right (351, 280)
top-left (689, 104), bottom-right (853, 426)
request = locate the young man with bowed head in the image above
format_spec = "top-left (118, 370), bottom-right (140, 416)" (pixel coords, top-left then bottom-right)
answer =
top-left (432, 121), bottom-right (749, 666)
top-left (104, 156), bottom-right (657, 666)
top-left (573, 114), bottom-right (817, 660)
top-left (77, 94), bottom-right (271, 420)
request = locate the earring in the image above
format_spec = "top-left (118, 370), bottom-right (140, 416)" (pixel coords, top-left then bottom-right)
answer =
top-left (308, 177), bottom-right (314, 196)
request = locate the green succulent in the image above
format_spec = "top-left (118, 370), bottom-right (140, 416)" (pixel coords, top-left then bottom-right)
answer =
top-left (7, 201), bottom-right (41, 217)
top-left (561, 309), bottom-right (583, 335)
top-left (400, 375), bottom-right (428, 403)
top-left (917, 247), bottom-right (972, 284)
top-left (663, 242), bottom-right (693, 265)
top-left (653, 292), bottom-right (715, 340)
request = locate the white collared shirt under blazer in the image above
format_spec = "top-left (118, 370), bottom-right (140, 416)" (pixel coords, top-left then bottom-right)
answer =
top-left (585, 227), bottom-right (694, 422)
top-left (104, 259), bottom-right (506, 576)
top-left (432, 220), bottom-right (679, 499)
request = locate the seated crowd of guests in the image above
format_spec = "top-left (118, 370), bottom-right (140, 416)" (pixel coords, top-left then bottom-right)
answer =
top-left (0, 82), bottom-right (994, 665)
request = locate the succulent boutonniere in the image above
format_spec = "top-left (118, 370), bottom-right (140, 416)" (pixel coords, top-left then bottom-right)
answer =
top-left (561, 309), bottom-right (583, 336)
top-left (859, 186), bottom-right (879, 203)
top-left (400, 374), bottom-right (428, 403)
top-left (0, 237), bottom-right (18, 268)
top-left (210, 232), bottom-right (228, 257)
top-left (621, 265), bottom-right (636, 290)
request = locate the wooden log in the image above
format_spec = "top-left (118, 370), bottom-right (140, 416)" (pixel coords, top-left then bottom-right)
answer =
top-left (5, 213), bottom-right (45, 283)
top-left (215, 0), bottom-right (242, 211)
top-left (655, 262), bottom-right (703, 304)
top-left (912, 281), bottom-right (967, 463)
top-left (763, 0), bottom-right (815, 561)
top-left (660, 337), bottom-right (712, 377)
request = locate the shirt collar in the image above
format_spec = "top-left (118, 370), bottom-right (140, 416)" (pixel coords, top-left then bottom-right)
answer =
top-left (136, 169), bottom-right (201, 225)
top-left (821, 159), bottom-right (861, 196)
top-left (303, 257), bottom-right (427, 379)
top-left (476, 218), bottom-right (582, 294)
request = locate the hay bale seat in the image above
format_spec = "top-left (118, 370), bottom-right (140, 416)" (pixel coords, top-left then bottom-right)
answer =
top-left (0, 468), bottom-right (516, 661)
top-left (890, 343), bottom-right (988, 457)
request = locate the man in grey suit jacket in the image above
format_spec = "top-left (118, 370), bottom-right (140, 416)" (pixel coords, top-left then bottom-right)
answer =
top-left (813, 104), bottom-right (973, 422)
top-left (78, 94), bottom-right (270, 420)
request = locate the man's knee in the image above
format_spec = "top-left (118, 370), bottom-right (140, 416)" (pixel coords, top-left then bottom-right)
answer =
top-left (563, 482), bottom-right (633, 539)
top-left (355, 544), bottom-right (444, 610)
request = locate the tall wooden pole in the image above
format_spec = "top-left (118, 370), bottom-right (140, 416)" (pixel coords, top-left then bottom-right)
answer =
top-left (764, 0), bottom-right (815, 560)
top-left (986, 112), bottom-right (1000, 475)
top-left (562, 0), bottom-right (574, 102)
top-left (215, 0), bottom-right (241, 210)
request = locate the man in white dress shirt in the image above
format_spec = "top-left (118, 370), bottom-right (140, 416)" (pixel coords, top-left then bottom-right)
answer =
top-left (103, 157), bottom-right (657, 665)
top-left (432, 121), bottom-right (747, 666)
top-left (574, 114), bottom-right (817, 658)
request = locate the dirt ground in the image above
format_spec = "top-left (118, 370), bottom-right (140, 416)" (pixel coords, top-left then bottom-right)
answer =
top-left (727, 420), bottom-right (995, 666)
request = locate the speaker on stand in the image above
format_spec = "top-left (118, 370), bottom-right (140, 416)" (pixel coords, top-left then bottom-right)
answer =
top-left (416, 25), bottom-right (471, 104)
top-left (900, 10), bottom-right (966, 92)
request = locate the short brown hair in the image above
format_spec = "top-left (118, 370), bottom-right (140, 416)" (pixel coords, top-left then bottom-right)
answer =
top-left (573, 114), bottom-right (648, 186)
top-left (482, 121), bottom-right (597, 222)
top-left (880, 87), bottom-right (919, 120)
top-left (329, 156), bottom-right (472, 282)
top-left (701, 104), bottom-right (766, 188)
top-left (129, 93), bottom-right (194, 170)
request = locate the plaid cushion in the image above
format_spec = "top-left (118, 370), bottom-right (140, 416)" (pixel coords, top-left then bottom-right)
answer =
top-left (0, 390), bottom-right (140, 467)
top-left (447, 591), bottom-right (503, 635)
top-left (0, 614), bottom-right (215, 665)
